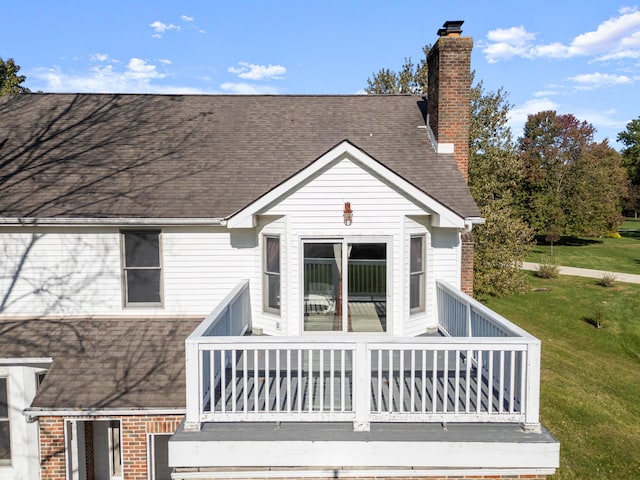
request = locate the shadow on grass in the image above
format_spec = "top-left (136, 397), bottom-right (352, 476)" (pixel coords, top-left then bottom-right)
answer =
top-left (620, 230), bottom-right (640, 240)
top-left (534, 235), bottom-right (603, 247)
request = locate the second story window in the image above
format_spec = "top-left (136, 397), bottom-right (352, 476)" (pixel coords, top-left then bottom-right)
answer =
top-left (122, 231), bottom-right (163, 306)
top-left (263, 235), bottom-right (281, 314)
top-left (0, 377), bottom-right (10, 465)
top-left (410, 235), bottom-right (425, 313)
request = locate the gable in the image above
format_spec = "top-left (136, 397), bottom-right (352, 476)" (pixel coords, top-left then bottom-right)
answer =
top-left (228, 141), bottom-right (468, 229)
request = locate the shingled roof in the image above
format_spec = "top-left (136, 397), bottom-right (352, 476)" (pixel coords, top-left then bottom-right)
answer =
top-left (0, 317), bottom-right (201, 409)
top-left (0, 93), bottom-right (480, 220)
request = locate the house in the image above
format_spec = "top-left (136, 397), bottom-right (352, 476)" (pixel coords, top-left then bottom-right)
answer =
top-left (0, 20), bottom-right (559, 480)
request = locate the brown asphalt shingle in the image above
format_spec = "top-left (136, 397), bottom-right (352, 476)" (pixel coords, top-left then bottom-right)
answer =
top-left (0, 317), bottom-right (201, 409)
top-left (0, 94), bottom-right (480, 219)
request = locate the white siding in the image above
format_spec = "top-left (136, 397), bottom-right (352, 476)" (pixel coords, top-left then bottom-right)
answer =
top-left (262, 158), bottom-right (460, 336)
top-left (0, 159), bottom-right (463, 335)
top-left (0, 364), bottom-right (46, 480)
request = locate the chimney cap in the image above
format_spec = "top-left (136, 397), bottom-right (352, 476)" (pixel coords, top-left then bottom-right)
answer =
top-left (437, 20), bottom-right (464, 37)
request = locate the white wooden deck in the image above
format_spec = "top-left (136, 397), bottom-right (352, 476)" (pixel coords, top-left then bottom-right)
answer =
top-left (184, 279), bottom-right (541, 432)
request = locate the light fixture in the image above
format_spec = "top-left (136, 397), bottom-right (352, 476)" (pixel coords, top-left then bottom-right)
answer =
top-left (343, 202), bottom-right (353, 226)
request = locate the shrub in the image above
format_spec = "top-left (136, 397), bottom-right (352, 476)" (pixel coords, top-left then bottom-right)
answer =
top-left (536, 258), bottom-right (559, 279)
top-left (605, 231), bottom-right (622, 239)
top-left (597, 272), bottom-right (616, 288)
top-left (585, 305), bottom-right (605, 328)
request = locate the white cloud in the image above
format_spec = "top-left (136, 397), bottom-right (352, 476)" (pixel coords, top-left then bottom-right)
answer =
top-left (29, 57), bottom-right (209, 94)
top-left (483, 7), bottom-right (640, 62)
top-left (227, 62), bottom-right (286, 80)
top-left (181, 15), bottom-right (194, 22)
top-left (533, 90), bottom-right (559, 97)
top-left (219, 82), bottom-right (281, 94)
top-left (508, 97), bottom-right (560, 135)
top-left (159, 59), bottom-right (172, 65)
top-left (568, 72), bottom-right (633, 89)
top-left (90, 53), bottom-right (112, 63)
top-left (150, 20), bottom-right (180, 38)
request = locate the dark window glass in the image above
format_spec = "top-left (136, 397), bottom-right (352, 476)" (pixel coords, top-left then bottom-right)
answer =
top-left (264, 236), bottom-right (280, 313)
top-left (126, 270), bottom-right (162, 303)
top-left (151, 434), bottom-right (172, 480)
top-left (410, 236), bottom-right (425, 312)
top-left (0, 378), bottom-right (10, 462)
top-left (124, 232), bottom-right (160, 268)
top-left (123, 231), bottom-right (162, 305)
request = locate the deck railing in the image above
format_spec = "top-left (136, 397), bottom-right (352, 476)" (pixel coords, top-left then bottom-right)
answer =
top-left (184, 279), bottom-right (541, 432)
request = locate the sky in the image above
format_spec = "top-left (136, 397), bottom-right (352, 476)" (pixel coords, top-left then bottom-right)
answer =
top-left (2, 1), bottom-right (640, 148)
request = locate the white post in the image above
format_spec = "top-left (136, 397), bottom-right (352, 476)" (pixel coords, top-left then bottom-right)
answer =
top-left (353, 342), bottom-right (371, 432)
top-left (523, 340), bottom-right (541, 432)
top-left (184, 340), bottom-right (202, 432)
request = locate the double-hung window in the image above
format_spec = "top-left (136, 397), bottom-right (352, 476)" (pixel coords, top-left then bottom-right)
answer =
top-left (122, 230), bottom-right (163, 306)
top-left (410, 235), bottom-right (425, 313)
top-left (263, 236), bottom-right (281, 314)
top-left (0, 377), bottom-right (10, 465)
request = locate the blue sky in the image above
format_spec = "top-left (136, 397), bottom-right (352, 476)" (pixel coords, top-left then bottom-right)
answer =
top-left (2, 1), bottom-right (639, 148)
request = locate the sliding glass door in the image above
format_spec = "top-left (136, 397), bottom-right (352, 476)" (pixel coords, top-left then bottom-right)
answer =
top-left (303, 239), bottom-right (387, 333)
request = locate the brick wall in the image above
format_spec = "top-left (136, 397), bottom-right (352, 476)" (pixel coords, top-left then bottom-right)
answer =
top-left (427, 34), bottom-right (473, 181)
top-left (38, 414), bottom-right (183, 480)
top-left (461, 232), bottom-right (474, 295)
top-left (39, 417), bottom-right (66, 480)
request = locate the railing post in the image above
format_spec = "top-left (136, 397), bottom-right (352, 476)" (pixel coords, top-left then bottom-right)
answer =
top-left (353, 342), bottom-right (371, 432)
top-left (466, 302), bottom-right (472, 337)
top-left (523, 340), bottom-right (541, 432)
top-left (184, 340), bottom-right (202, 432)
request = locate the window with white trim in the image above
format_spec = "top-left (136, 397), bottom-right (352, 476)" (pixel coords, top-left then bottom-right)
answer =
top-left (263, 235), bottom-right (281, 314)
top-left (0, 377), bottom-right (10, 465)
top-left (122, 230), bottom-right (163, 306)
top-left (108, 420), bottom-right (123, 478)
top-left (410, 235), bottom-right (425, 313)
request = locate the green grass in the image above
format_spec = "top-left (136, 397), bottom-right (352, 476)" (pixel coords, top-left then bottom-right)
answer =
top-left (527, 223), bottom-right (640, 274)
top-left (484, 272), bottom-right (640, 479)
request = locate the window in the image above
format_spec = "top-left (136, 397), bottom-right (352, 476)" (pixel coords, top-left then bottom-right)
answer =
top-left (0, 377), bottom-right (10, 465)
top-left (36, 371), bottom-right (47, 389)
top-left (263, 236), bottom-right (280, 313)
top-left (108, 420), bottom-right (122, 478)
top-left (122, 231), bottom-right (162, 305)
top-left (148, 434), bottom-right (172, 480)
top-left (410, 235), bottom-right (425, 313)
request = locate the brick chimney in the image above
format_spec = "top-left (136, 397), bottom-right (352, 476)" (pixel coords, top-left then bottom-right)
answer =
top-left (427, 20), bottom-right (473, 182)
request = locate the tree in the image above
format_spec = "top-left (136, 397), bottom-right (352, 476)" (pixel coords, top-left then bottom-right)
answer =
top-left (0, 58), bottom-right (30, 95)
top-left (519, 111), bottom-right (626, 238)
top-left (367, 50), bottom-right (533, 297)
top-left (365, 46), bottom-right (429, 94)
top-left (468, 80), bottom-right (533, 297)
top-left (618, 117), bottom-right (640, 217)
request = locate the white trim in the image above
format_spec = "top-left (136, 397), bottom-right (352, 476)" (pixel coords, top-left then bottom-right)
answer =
top-left (0, 358), bottom-right (53, 365)
top-left (170, 439), bottom-right (559, 469)
top-left (22, 408), bottom-right (185, 418)
top-left (172, 467), bottom-right (558, 479)
top-left (226, 141), bottom-right (467, 229)
top-left (0, 217), bottom-right (226, 227)
top-left (424, 117), bottom-right (455, 154)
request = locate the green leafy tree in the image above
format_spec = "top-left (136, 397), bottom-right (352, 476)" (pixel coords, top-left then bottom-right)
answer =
top-left (519, 111), bottom-right (626, 238)
top-left (365, 46), bottom-right (429, 94)
top-left (0, 58), bottom-right (30, 95)
top-left (468, 80), bottom-right (532, 297)
top-left (367, 50), bottom-right (532, 297)
top-left (617, 117), bottom-right (640, 217)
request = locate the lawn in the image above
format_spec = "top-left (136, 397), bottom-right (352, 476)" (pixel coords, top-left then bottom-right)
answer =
top-left (527, 220), bottom-right (640, 274)
top-left (484, 272), bottom-right (640, 479)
